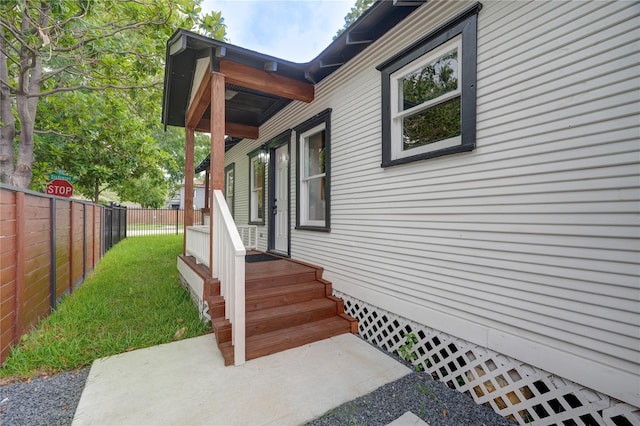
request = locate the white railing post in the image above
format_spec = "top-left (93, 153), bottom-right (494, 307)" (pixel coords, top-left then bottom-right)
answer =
top-left (212, 190), bottom-right (246, 365)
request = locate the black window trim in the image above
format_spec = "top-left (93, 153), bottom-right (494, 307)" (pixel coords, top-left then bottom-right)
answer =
top-left (378, 2), bottom-right (481, 167)
top-left (247, 148), bottom-right (265, 225)
top-left (294, 108), bottom-right (331, 232)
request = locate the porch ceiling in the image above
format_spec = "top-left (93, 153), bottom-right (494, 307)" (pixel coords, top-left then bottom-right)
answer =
top-left (162, 0), bottom-right (426, 141)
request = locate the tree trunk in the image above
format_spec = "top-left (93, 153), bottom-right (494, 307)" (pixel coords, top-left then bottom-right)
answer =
top-left (0, 35), bottom-right (16, 184)
top-left (7, 3), bottom-right (49, 188)
top-left (13, 89), bottom-right (36, 188)
top-left (94, 180), bottom-right (100, 203)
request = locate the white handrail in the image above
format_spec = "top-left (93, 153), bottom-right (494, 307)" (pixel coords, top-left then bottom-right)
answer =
top-left (212, 190), bottom-right (246, 365)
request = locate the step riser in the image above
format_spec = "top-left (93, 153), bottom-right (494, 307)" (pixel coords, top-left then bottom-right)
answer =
top-left (220, 318), bottom-right (353, 366)
top-left (212, 303), bottom-right (340, 343)
top-left (212, 321), bottom-right (231, 344)
top-left (246, 305), bottom-right (337, 337)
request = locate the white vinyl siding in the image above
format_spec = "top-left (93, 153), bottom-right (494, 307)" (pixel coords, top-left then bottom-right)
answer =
top-left (224, 0), bottom-right (640, 406)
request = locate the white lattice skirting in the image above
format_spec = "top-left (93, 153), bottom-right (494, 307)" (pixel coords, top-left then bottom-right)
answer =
top-left (335, 291), bottom-right (640, 426)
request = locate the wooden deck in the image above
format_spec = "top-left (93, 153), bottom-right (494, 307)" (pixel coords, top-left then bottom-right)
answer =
top-left (179, 252), bottom-right (357, 365)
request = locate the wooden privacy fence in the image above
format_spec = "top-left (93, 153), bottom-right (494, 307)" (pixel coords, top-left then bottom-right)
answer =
top-left (0, 184), bottom-right (126, 365)
top-left (126, 208), bottom-right (203, 236)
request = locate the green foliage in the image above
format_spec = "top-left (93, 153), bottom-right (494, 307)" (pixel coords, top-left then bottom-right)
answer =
top-left (398, 332), bottom-right (424, 372)
top-left (401, 50), bottom-right (461, 149)
top-left (0, 235), bottom-right (210, 380)
top-left (1, 0), bottom-right (227, 201)
top-left (334, 0), bottom-right (375, 39)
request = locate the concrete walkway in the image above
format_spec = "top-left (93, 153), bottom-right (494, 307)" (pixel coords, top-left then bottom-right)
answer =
top-left (72, 333), bottom-right (411, 425)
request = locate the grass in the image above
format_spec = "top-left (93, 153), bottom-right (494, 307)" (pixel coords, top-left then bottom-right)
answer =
top-left (0, 234), bottom-right (210, 380)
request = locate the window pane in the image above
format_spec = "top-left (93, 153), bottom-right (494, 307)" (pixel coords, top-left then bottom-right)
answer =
top-left (253, 161), bottom-right (264, 190)
top-left (400, 49), bottom-right (458, 111)
top-left (306, 131), bottom-right (325, 177)
top-left (402, 97), bottom-right (461, 150)
top-left (226, 170), bottom-right (234, 216)
top-left (307, 177), bottom-right (325, 221)
top-left (257, 187), bottom-right (263, 219)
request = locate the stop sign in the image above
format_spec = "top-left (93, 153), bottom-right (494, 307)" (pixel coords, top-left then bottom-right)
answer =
top-left (46, 179), bottom-right (74, 197)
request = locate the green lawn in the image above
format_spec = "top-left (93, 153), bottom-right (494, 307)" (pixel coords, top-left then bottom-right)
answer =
top-left (0, 235), bottom-right (210, 379)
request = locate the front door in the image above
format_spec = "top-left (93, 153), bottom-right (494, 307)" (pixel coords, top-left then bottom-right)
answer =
top-left (270, 144), bottom-right (289, 254)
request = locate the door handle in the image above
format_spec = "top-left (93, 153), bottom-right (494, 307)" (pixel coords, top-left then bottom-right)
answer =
top-left (273, 205), bottom-right (278, 215)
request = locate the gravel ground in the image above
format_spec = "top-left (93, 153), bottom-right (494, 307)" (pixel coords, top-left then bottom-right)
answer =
top-left (0, 368), bottom-right (90, 426)
top-left (308, 371), bottom-right (514, 426)
top-left (0, 354), bottom-right (512, 426)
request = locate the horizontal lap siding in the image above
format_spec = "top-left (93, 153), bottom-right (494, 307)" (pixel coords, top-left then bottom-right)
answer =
top-left (225, 0), bottom-right (639, 403)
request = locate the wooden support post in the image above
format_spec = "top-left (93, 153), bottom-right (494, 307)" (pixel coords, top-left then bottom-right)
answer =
top-left (184, 127), bottom-right (195, 255)
top-left (209, 71), bottom-right (225, 274)
top-left (69, 201), bottom-right (74, 295)
top-left (14, 192), bottom-right (24, 340)
top-left (204, 169), bottom-right (210, 210)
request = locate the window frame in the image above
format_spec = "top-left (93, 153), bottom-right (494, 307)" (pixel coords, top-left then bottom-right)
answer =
top-left (224, 162), bottom-right (235, 218)
top-left (247, 151), bottom-right (265, 225)
top-left (295, 109), bottom-right (331, 232)
top-left (378, 3), bottom-right (480, 167)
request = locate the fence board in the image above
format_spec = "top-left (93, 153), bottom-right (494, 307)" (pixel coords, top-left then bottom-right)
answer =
top-left (0, 185), bottom-right (125, 365)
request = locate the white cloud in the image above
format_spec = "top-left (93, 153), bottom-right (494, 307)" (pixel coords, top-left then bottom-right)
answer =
top-left (201, 0), bottom-right (353, 62)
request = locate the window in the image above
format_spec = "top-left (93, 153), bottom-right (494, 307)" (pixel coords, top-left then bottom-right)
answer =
top-left (295, 109), bottom-right (331, 231)
top-left (378, 4), bottom-right (480, 167)
top-left (224, 163), bottom-right (235, 218)
top-left (248, 154), bottom-right (265, 224)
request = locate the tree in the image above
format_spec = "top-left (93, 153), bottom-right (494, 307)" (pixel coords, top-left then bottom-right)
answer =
top-left (401, 51), bottom-right (460, 149)
top-left (334, 0), bottom-right (375, 39)
top-left (0, 0), bottom-right (226, 192)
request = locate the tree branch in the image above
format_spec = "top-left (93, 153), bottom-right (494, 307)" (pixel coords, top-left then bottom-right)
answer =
top-left (33, 129), bottom-right (85, 139)
top-left (52, 19), bottom-right (167, 54)
top-left (31, 81), bottom-right (163, 98)
top-left (0, 18), bottom-right (38, 57)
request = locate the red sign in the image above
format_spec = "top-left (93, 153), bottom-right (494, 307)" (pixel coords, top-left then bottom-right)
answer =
top-left (46, 179), bottom-right (74, 197)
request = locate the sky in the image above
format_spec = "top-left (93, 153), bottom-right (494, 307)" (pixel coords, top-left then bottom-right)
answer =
top-left (200, 0), bottom-right (354, 63)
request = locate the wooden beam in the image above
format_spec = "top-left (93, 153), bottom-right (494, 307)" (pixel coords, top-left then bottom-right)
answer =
top-left (219, 59), bottom-right (314, 103)
top-left (186, 73), bottom-right (211, 129)
top-left (210, 72), bottom-right (226, 192)
top-left (183, 127), bottom-right (195, 255)
top-left (209, 72), bottom-right (225, 275)
top-left (195, 119), bottom-right (259, 140)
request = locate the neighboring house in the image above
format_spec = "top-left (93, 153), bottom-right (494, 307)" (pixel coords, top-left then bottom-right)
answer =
top-left (162, 1), bottom-right (639, 424)
top-left (168, 179), bottom-right (206, 209)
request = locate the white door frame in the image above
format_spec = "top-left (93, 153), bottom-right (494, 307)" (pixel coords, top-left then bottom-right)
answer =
top-left (268, 132), bottom-right (290, 256)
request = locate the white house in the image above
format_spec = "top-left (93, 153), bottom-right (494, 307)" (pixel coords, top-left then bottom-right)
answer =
top-left (162, 1), bottom-right (640, 424)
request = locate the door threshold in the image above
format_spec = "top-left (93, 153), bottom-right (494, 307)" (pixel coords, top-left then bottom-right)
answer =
top-left (267, 249), bottom-right (290, 258)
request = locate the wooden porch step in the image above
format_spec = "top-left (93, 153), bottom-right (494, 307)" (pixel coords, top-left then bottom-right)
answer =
top-left (207, 280), bottom-right (328, 318)
top-left (245, 262), bottom-right (318, 290)
top-left (212, 297), bottom-right (339, 344)
top-left (219, 316), bottom-right (353, 366)
top-left (246, 281), bottom-right (327, 311)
